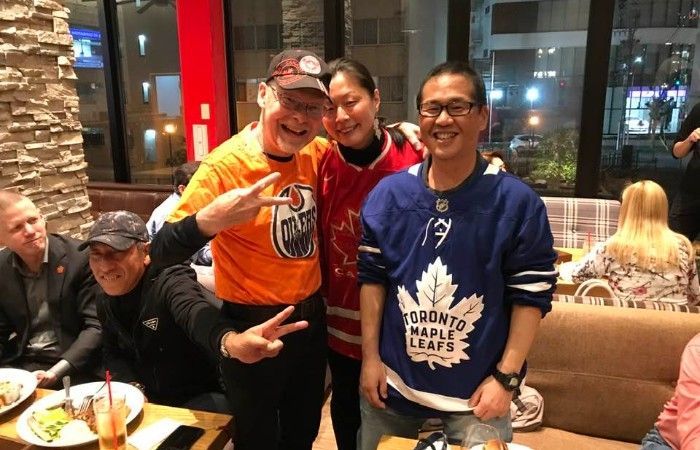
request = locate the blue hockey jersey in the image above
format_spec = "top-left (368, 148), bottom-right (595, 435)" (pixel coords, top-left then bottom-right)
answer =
top-left (358, 155), bottom-right (557, 417)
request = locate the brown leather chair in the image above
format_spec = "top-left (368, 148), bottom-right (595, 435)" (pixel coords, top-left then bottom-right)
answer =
top-left (87, 182), bottom-right (173, 222)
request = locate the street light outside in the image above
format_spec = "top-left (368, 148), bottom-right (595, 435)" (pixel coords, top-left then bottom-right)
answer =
top-left (528, 115), bottom-right (540, 143)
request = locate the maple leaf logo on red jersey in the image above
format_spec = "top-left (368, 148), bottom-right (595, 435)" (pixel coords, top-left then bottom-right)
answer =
top-left (330, 209), bottom-right (361, 267)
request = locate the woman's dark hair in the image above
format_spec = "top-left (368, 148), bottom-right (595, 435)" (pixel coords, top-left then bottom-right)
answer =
top-left (416, 60), bottom-right (487, 109)
top-left (327, 58), bottom-right (405, 148)
top-left (328, 58), bottom-right (376, 96)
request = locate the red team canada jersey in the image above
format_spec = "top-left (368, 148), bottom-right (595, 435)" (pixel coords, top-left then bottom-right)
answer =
top-left (318, 129), bottom-right (423, 359)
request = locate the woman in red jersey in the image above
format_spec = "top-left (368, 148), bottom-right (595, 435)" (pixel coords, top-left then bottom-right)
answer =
top-left (318, 58), bottom-right (424, 450)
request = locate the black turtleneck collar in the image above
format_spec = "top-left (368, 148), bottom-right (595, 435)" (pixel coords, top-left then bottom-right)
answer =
top-left (338, 131), bottom-right (384, 167)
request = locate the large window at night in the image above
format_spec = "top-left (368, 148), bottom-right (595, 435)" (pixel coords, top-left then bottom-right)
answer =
top-left (344, 0), bottom-right (448, 124)
top-left (470, 0), bottom-right (590, 196)
top-left (116, 0), bottom-right (183, 184)
top-left (69, 0), bottom-right (700, 207)
top-left (65, 1), bottom-right (114, 182)
top-left (229, 0), bottom-right (325, 131)
top-left (598, 0), bottom-right (699, 201)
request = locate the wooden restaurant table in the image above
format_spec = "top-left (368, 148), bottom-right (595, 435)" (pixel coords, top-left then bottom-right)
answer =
top-left (0, 389), bottom-right (233, 450)
top-left (554, 247), bottom-right (586, 295)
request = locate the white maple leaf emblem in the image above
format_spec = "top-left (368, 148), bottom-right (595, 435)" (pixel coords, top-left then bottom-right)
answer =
top-left (398, 257), bottom-right (484, 370)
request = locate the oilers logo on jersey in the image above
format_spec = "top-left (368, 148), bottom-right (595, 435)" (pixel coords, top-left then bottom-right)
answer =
top-left (271, 183), bottom-right (317, 258)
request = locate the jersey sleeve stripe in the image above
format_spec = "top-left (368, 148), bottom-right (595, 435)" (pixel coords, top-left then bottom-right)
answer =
top-left (358, 245), bottom-right (382, 254)
top-left (506, 281), bottom-right (554, 292)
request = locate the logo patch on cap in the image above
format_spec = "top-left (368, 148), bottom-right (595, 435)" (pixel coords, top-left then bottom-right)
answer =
top-left (299, 55), bottom-right (321, 75)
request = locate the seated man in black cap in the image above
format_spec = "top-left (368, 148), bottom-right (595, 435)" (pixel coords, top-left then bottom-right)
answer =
top-left (82, 210), bottom-right (307, 412)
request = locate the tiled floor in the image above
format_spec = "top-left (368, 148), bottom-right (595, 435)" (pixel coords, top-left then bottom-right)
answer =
top-left (313, 394), bottom-right (338, 450)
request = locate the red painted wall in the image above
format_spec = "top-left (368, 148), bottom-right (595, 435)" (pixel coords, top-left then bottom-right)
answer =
top-left (176, 0), bottom-right (230, 160)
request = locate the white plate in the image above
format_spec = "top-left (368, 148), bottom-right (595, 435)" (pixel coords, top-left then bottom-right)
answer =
top-left (16, 381), bottom-right (144, 447)
top-left (0, 368), bottom-right (38, 415)
top-left (470, 444), bottom-right (533, 450)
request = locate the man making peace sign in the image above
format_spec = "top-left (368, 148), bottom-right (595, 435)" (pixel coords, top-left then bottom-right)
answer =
top-left (150, 49), bottom-right (333, 450)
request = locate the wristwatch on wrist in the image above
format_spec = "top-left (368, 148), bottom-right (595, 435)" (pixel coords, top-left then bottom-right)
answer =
top-left (492, 368), bottom-right (522, 391)
top-left (220, 330), bottom-right (238, 358)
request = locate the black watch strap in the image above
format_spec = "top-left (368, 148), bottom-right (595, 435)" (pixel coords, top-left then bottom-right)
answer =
top-left (492, 368), bottom-right (522, 391)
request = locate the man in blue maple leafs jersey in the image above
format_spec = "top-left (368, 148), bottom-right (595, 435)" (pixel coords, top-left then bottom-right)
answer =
top-left (357, 61), bottom-right (558, 448)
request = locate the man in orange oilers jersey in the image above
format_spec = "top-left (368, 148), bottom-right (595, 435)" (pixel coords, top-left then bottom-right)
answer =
top-left (150, 50), bottom-right (332, 450)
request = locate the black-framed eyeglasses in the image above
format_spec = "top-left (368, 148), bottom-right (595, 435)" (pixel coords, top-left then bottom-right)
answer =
top-left (418, 100), bottom-right (480, 117)
top-left (269, 86), bottom-right (330, 119)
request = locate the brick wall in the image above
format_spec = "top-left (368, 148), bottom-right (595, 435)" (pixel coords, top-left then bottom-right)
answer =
top-left (0, 0), bottom-right (92, 238)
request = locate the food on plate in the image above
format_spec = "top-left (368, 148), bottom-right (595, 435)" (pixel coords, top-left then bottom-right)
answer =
top-left (483, 438), bottom-right (509, 450)
top-left (0, 380), bottom-right (22, 406)
top-left (28, 406), bottom-right (72, 442)
top-left (58, 418), bottom-right (96, 442)
top-left (27, 398), bottom-right (131, 443)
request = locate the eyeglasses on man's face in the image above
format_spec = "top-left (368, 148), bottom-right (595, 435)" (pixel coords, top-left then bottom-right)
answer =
top-left (269, 86), bottom-right (330, 119)
top-left (418, 100), bottom-right (480, 118)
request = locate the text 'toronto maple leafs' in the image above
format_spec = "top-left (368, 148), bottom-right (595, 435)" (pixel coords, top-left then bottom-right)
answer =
top-left (398, 257), bottom-right (484, 370)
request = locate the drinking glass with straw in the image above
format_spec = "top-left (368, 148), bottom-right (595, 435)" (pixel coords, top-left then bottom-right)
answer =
top-left (93, 370), bottom-right (128, 450)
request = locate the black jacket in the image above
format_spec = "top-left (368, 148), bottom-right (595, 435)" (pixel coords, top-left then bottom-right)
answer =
top-left (0, 234), bottom-right (102, 372)
top-left (97, 264), bottom-right (230, 406)
top-left (673, 102), bottom-right (700, 197)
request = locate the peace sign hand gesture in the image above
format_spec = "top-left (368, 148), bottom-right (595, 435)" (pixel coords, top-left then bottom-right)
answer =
top-left (196, 172), bottom-right (292, 237)
top-left (222, 306), bottom-right (309, 364)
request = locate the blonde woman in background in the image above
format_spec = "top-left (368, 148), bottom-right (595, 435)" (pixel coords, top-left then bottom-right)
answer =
top-left (571, 180), bottom-right (699, 304)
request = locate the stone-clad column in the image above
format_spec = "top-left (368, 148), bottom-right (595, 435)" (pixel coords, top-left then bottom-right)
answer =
top-left (281, 0), bottom-right (324, 54)
top-left (0, 0), bottom-right (92, 237)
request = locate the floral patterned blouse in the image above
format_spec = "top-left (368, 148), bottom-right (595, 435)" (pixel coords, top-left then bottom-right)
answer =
top-left (571, 239), bottom-right (700, 305)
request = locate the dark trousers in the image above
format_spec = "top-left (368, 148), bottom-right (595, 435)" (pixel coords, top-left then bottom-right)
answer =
top-left (220, 295), bottom-right (327, 450)
top-left (328, 349), bottom-right (361, 450)
top-left (669, 191), bottom-right (700, 241)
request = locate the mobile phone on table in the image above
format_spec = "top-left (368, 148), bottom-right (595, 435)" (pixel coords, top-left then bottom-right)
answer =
top-left (155, 425), bottom-right (205, 450)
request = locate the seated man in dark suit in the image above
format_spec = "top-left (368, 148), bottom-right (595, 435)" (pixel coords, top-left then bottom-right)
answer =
top-left (0, 191), bottom-right (102, 387)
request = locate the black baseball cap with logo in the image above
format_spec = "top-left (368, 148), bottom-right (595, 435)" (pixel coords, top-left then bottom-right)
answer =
top-left (78, 211), bottom-right (149, 251)
top-left (266, 49), bottom-right (330, 96)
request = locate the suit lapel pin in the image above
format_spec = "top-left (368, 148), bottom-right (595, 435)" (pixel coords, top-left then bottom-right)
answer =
top-left (56, 265), bottom-right (65, 274)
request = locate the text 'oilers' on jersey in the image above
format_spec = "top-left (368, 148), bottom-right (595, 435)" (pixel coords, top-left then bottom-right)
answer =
top-left (358, 155), bottom-right (558, 417)
top-left (167, 122), bottom-right (331, 305)
top-left (318, 129), bottom-right (423, 360)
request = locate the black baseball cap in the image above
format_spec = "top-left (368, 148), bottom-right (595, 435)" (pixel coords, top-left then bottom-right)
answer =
top-left (266, 49), bottom-right (330, 96)
top-left (79, 211), bottom-right (149, 251)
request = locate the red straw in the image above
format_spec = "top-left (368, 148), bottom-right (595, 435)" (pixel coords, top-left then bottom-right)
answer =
top-left (105, 370), bottom-right (118, 450)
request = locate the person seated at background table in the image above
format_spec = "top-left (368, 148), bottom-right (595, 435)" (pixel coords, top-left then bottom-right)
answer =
top-left (83, 210), bottom-right (307, 412)
top-left (146, 161), bottom-right (212, 266)
top-left (318, 57), bottom-right (425, 450)
top-left (0, 191), bottom-right (102, 388)
top-left (640, 332), bottom-right (700, 449)
top-left (481, 150), bottom-right (509, 172)
top-left (571, 180), bottom-right (699, 305)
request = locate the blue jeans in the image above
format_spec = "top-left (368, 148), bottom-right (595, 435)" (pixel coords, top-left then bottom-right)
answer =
top-left (640, 426), bottom-right (672, 450)
top-left (358, 396), bottom-right (512, 450)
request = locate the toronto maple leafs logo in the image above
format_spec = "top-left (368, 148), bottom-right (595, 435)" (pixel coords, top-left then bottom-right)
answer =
top-left (398, 257), bottom-right (484, 370)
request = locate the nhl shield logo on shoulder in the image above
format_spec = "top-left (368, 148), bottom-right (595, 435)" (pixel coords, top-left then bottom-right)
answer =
top-left (142, 318), bottom-right (159, 331)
